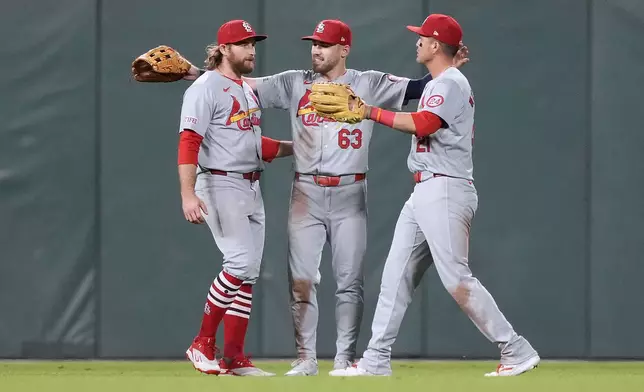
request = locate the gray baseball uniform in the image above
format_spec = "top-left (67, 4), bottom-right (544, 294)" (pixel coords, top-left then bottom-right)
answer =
top-left (180, 71), bottom-right (265, 284)
top-left (256, 69), bottom-right (409, 361)
top-left (360, 67), bottom-right (537, 374)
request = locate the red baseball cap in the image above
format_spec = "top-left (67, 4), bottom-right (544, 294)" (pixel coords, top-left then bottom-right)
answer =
top-left (217, 20), bottom-right (267, 45)
top-left (407, 14), bottom-right (462, 47)
top-left (302, 19), bottom-right (352, 46)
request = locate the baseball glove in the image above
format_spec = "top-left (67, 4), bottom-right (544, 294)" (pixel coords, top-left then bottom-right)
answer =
top-left (309, 83), bottom-right (368, 124)
top-left (131, 45), bottom-right (193, 82)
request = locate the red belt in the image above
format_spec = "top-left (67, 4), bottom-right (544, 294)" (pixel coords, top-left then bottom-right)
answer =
top-left (210, 169), bottom-right (262, 182)
top-left (413, 172), bottom-right (446, 183)
top-left (295, 173), bottom-right (366, 187)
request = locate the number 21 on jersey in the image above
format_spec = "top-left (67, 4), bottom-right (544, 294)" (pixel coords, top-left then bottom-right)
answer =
top-left (416, 137), bottom-right (430, 152)
top-left (417, 124), bottom-right (476, 152)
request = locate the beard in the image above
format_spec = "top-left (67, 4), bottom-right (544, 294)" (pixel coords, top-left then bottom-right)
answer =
top-left (230, 53), bottom-right (255, 75)
top-left (311, 56), bottom-right (338, 74)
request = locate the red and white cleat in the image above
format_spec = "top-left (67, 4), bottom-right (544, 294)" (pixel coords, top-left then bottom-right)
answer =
top-left (185, 336), bottom-right (221, 375)
top-left (484, 355), bottom-right (540, 377)
top-left (219, 355), bottom-right (275, 377)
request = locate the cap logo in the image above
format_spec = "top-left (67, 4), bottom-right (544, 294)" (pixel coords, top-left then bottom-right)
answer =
top-left (316, 22), bottom-right (325, 33)
top-left (242, 21), bottom-right (253, 32)
top-left (433, 30), bottom-right (439, 36)
top-left (340, 37), bottom-right (345, 42)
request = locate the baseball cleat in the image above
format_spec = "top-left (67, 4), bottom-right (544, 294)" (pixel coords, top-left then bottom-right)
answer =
top-left (332, 359), bottom-right (353, 370)
top-left (218, 356), bottom-right (275, 376)
top-left (484, 355), bottom-right (541, 377)
top-left (329, 362), bottom-right (386, 377)
top-left (185, 336), bottom-right (221, 375)
top-left (284, 358), bottom-right (318, 376)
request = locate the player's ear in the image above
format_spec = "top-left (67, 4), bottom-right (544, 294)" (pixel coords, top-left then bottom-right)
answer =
top-left (428, 38), bottom-right (439, 53)
top-left (434, 40), bottom-right (441, 51)
top-left (341, 45), bottom-right (350, 58)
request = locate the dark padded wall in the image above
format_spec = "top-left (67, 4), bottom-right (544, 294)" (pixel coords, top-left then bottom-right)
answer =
top-left (589, 0), bottom-right (644, 358)
top-left (0, 1), bottom-right (98, 358)
top-left (1, 0), bottom-right (643, 359)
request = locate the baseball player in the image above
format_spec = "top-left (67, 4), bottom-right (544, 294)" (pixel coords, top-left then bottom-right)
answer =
top-left (250, 20), bottom-right (469, 376)
top-left (179, 19), bottom-right (293, 377)
top-left (309, 14), bottom-right (540, 377)
top-left (133, 19), bottom-right (469, 376)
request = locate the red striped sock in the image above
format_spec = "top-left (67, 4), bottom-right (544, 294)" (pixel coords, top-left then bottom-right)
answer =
top-left (223, 283), bottom-right (252, 358)
top-left (198, 271), bottom-right (243, 338)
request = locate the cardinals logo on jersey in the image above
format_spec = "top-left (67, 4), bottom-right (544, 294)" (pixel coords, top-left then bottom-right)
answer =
top-left (227, 95), bottom-right (260, 131)
top-left (296, 89), bottom-right (336, 127)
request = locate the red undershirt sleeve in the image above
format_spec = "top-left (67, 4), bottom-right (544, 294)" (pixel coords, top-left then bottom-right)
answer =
top-left (411, 111), bottom-right (443, 138)
top-left (261, 136), bottom-right (281, 162)
top-left (177, 130), bottom-right (204, 165)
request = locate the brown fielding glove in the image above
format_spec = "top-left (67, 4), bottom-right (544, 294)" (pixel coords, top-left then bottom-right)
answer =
top-left (309, 83), bottom-right (368, 124)
top-left (131, 45), bottom-right (193, 82)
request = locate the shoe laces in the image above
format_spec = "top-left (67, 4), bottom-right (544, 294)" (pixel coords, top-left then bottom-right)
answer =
top-left (193, 337), bottom-right (218, 360)
top-left (234, 354), bottom-right (254, 368)
top-left (496, 363), bottom-right (514, 373)
top-left (290, 358), bottom-right (315, 369)
top-left (290, 358), bottom-right (304, 367)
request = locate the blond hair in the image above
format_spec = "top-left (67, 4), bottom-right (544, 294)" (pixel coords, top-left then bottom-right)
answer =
top-left (204, 43), bottom-right (223, 70)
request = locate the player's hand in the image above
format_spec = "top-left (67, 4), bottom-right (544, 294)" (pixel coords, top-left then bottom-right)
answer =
top-left (182, 193), bottom-right (208, 224)
top-left (453, 43), bottom-right (470, 68)
top-left (183, 65), bottom-right (201, 81)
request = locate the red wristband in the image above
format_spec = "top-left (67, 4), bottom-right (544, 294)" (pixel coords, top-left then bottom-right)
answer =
top-left (369, 106), bottom-right (395, 128)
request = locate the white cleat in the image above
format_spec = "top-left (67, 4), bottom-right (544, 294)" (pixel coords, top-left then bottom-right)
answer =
top-left (284, 358), bottom-right (318, 376)
top-left (226, 367), bottom-right (275, 377)
top-left (484, 355), bottom-right (541, 377)
top-left (219, 356), bottom-right (275, 377)
top-left (328, 359), bottom-right (352, 375)
top-left (329, 364), bottom-right (386, 377)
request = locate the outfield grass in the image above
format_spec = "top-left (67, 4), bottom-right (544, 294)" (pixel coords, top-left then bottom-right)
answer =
top-left (1, 360), bottom-right (643, 392)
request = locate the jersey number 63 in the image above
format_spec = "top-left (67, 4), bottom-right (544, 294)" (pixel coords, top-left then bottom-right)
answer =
top-left (338, 128), bottom-right (363, 149)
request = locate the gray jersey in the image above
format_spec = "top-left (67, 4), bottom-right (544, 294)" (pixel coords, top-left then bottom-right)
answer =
top-left (407, 67), bottom-right (475, 181)
top-left (179, 71), bottom-right (264, 172)
top-left (256, 69), bottom-right (409, 176)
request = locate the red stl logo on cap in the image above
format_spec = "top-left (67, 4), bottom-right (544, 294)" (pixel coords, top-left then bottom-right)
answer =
top-left (407, 14), bottom-right (462, 47)
top-left (301, 19), bottom-right (352, 46)
top-left (217, 20), bottom-right (268, 45)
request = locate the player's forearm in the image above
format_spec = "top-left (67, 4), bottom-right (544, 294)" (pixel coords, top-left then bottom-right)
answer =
top-left (276, 141), bottom-right (293, 158)
top-left (391, 113), bottom-right (418, 134)
top-left (365, 105), bottom-right (416, 134)
top-left (178, 164), bottom-right (198, 197)
top-left (365, 106), bottom-right (442, 137)
top-left (261, 136), bottom-right (291, 162)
